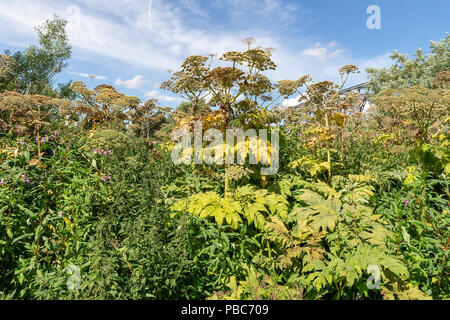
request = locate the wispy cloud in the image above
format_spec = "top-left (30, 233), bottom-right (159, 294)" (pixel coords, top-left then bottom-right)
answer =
top-left (0, 0), bottom-right (394, 105)
top-left (68, 71), bottom-right (107, 80)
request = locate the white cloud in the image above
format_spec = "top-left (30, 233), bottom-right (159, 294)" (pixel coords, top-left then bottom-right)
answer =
top-left (115, 75), bottom-right (147, 89)
top-left (0, 0), bottom-right (394, 99)
top-left (157, 95), bottom-right (180, 103)
top-left (144, 90), bottom-right (158, 98)
top-left (282, 95), bottom-right (301, 107)
top-left (300, 42), bottom-right (345, 62)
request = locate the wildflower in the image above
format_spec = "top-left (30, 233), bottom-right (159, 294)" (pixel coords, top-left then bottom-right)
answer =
top-left (108, 150), bottom-right (113, 155)
top-left (65, 115), bottom-right (70, 119)
top-left (65, 120), bottom-right (69, 126)
top-left (102, 175), bottom-right (112, 183)
top-left (0, 178), bottom-right (5, 185)
top-left (58, 211), bottom-right (63, 217)
top-left (404, 199), bottom-right (410, 207)
top-left (54, 130), bottom-right (60, 137)
top-left (21, 173), bottom-right (30, 184)
top-left (20, 140), bottom-right (25, 145)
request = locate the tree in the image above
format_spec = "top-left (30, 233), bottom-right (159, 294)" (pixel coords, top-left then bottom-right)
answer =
top-left (367, 33), bottom-right (450, 98)
top-left (1, 15), bottom-right (72, 96)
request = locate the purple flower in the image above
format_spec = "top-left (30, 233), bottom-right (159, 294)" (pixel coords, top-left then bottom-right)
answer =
top-left (54, 130), bottom-right (60, 137)
top-left (404, 200), bottom-right (410, 207)
top-left (0, 178), bottom-right (5, 185)
top-left (20, 140), bottom-right (25, 145)
top-left (102, 175), bottom-right (112, 183)
top-left (21, 173), bottom-right (30, 184)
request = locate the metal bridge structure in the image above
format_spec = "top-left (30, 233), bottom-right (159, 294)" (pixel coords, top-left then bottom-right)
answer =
top-left (339, 81), bottom-right (371, 112)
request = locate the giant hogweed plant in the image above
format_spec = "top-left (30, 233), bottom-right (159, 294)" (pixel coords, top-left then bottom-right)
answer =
top-left (278, 68), bottom-right (365, 184)
top-left (170, 172), bottom-right (430, 299)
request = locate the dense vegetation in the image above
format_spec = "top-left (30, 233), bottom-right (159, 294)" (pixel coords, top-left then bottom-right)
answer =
top-left (0, 17), bottom-right (448, 300)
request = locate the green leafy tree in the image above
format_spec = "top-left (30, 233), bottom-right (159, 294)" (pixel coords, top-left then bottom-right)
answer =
top-left (1, 15), bottom-right (72, 96)
top-left (367, 33), bottom-right (450, 98)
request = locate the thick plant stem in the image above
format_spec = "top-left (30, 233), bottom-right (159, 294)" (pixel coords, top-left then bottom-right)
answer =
top-left (325, 113), bottom-right (332, 183)
top-left (224, 164), bottom-right (230, 198)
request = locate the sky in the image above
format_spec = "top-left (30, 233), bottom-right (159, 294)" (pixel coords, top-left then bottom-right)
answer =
top-left (0, 0), bottom-right (449, 107)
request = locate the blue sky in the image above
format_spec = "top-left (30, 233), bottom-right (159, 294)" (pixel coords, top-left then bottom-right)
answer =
top-left (0, 0), bottom-right (448, 107)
